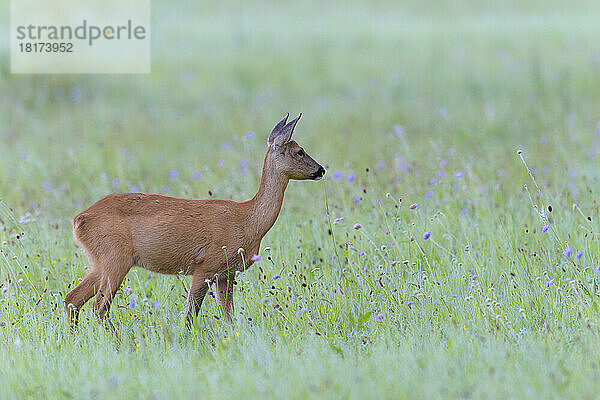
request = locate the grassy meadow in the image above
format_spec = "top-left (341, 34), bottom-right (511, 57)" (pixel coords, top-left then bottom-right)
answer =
top-left (2, 0), bottom-right (600, 398)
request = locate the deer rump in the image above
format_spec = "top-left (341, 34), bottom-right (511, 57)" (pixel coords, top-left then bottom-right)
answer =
top-left (73, 193), bottom-right (249, 277)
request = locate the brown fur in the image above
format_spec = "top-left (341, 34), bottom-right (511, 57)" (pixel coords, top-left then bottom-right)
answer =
top-left (64, 114), bottom-right (324, 330)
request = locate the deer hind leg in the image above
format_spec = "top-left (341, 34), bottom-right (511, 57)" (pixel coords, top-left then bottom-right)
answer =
top-left (92, 255), bottom-right (133, 333)
top-left (217, 277), bottom-right (235, 323)
top-left (64, 268), bottom-right (102, 330)
top-left (184, 272), bottom-right (209, 331)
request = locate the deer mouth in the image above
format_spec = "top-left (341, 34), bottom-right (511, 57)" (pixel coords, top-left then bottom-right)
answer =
top-left (312, 166), bottom-right (326, 180)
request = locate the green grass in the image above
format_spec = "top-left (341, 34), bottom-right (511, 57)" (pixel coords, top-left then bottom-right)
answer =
top-left (2, 0), bottom-right (600, 398)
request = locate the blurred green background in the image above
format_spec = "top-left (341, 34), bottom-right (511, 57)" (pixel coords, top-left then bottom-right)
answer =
top-left (1, 0), bottom-right (599, 218)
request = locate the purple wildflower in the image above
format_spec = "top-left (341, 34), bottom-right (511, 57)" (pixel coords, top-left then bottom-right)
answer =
top-left (460, 209), bottom-right (467, 215)
top-left (154, 301), bottom-right (161, 310)
top-left (576, 250), bottom-right (583, 260)
top-left (409, 235), bottom-right (415, 242)
top-left (112, 178), bottom-right (121, 186)
top-left (470, 275), bottom-right (477, 282)
top-left (222, 143), bottom-right (231, 151)
top-left (218, 160), bottom-right (224, 168)
top-left (377, 161), bottom-right (386, 169)
top-left (333, 171), bottom-right (343, 181)
top-left (69, 87), bottom-right (82, 102)
top-left (129, 298), bottom-right (135, 310)
top-left (359, 250), bottom-right (365, 256)
top-left (375, 312), bottom-right (384, 322)
top-left (246, 131), bottom-right (255, 140)
top-left (272, 274), bottom-right (281, 281)
top-left (353, 223), bottom-right (362, 230)
top-left (440, 159), bottom-right (447, 167)
top-left (541, 225), bottom-right (549, 233)
top-left (239, 160), bottom-right (248, 169)
top-left (563, 247), bottom-right (572, 259)
top-left (596, 264), bottom-right (600, 272)
top-left (423, 231), bottom-right (431, 241)
top-left (1, 286), bottom-right (8, 295)
top-left (429, 178), bottom-right (435, 185)
top-left (161, 186), bottom-right (168, 194)
top-left (131, 186), bottom-right (139, 192)
top-left (251, 254), bottom-right (262, 262)
top-left (409, 203), bottom-right (418, 210)
top-left (546, 279), bottom-right (554, 287)
top-left (454, 171), bottom-right (463, 178)
top-left (385, 230), bottom-right (389, 235)
top-left (169, 170), bottom-right (178, 179)
top-left (354, 196), bottom-right (362, 204)
top-left (394, 125), bottom-right (403, 137)
top-left (390, 241), bottom-right (396, 246)
top-left (425, 191), bottom-right (433, 198)
top-left (192, 171), bottom-right (201, 180)
top-left (347, 173), bottom-right (356, 182)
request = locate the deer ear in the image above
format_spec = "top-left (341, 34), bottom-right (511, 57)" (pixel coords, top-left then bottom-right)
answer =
top-left (269, 113), bottom-right (301, 147)
top-left (268, 113), bottom-right (289, 145)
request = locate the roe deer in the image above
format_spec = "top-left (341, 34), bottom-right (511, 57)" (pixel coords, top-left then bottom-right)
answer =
top-left (64, 113), bottom-right (325, 331)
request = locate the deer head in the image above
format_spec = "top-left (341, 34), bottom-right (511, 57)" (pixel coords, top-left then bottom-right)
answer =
top-left (267, 113), bottom-right (326, 180)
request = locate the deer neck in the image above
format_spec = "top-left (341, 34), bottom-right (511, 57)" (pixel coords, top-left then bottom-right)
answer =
top-left (247, 149), bottom-right (289, 240)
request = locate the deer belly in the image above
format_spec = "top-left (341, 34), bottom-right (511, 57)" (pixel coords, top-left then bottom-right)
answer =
top-left (132, 243), bottom-right (198, 275)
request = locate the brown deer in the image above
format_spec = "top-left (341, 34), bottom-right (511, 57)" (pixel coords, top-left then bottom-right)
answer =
top-left (64, 113), bottom-right (325, 331)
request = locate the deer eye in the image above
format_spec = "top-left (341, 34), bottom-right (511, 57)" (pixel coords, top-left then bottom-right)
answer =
top-left (297, 149), bottom-right (305, 157)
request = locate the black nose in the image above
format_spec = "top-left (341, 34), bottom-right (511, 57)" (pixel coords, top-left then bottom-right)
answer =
top-left (313, 166), bottom-right (326, 179)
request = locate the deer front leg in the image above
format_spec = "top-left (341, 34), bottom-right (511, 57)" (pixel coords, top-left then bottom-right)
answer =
top-left (217, 277), bottom-right (235, 323)
top-left (184, 273), bottom-right (209, 330)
